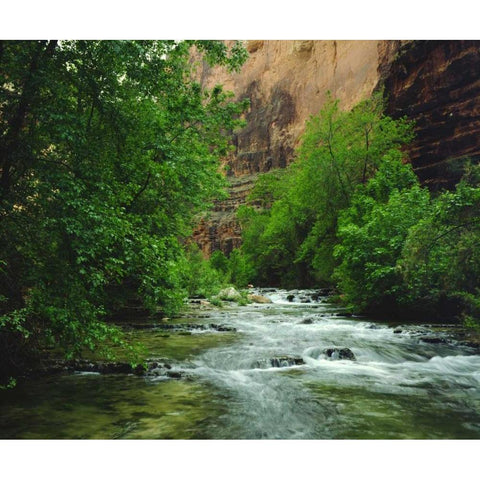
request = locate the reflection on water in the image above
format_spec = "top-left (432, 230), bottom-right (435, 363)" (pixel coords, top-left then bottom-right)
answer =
top-left (0, 374), bottom-right (228, 439)
top-left (1, 288), bottom-right (479, 439)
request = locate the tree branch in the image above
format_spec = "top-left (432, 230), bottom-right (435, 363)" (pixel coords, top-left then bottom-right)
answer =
top-left (125, 172), bottom-right (152, 213)
top-left (427, 218), bottom-right (480, 250)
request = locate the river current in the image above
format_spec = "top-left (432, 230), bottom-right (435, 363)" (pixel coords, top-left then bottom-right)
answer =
top-left (1, 289), bottom-right (479, 439)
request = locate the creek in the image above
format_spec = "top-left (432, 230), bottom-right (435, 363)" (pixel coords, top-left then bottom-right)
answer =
top-left (1, 289), bottom-right (479, 439)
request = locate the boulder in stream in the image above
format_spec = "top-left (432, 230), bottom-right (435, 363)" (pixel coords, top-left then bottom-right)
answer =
top-left (217, 287), bottom-right (242, 301)
top-left (323, 347), bottom-right (356, 361)
top-left (248, 294), bottom-right (272, 304)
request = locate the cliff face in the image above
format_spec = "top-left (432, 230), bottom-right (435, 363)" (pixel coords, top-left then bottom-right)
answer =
top-left (197, 40), bottom-right (386, 176)
top-left (382, 40), bottom-right (480, 189)
top-left (192, 40), bottom-right (480, 255)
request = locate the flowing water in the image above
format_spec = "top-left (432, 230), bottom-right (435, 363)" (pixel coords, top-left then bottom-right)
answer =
top-left (1, 289), bottom-right (480, 439)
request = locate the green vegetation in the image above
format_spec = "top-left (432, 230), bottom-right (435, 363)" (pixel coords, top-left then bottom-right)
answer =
top-left (0, 40), bottom-right (248, 384)
top-left (236, 94), bottom-right (480, 326)
top-left (335, 159), bottom-right (480, 323)
top-left (238, 94), bottom-right (413, 287)
top-left (2, 41), bottom-right (479, 387)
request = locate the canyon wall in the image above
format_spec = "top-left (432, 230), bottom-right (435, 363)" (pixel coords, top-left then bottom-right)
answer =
top-left (382, 40), bottom-right (480, 189)
top-left (192, 40), bottom-right (480, 256)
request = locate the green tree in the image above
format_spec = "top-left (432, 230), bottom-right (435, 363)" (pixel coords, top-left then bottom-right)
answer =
top-left (0, 40), bottom-right (248, 383)
top-left (239, 94), bottom-right (413, 287)
top-left (400, 163), bottom-right (480, 322)
top-left (334, 155), bottom-right (429, 312)
top-left (178, 244), bottom-right (224, 299)
top-left (334, 157), bottom-right (480, 323)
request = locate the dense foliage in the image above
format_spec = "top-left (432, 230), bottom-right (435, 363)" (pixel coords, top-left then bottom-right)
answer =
top-left (0, 40), bottom-right (248, 384)
top-left (238, 94), bottom-right (413, 287)
top-left (333, 155), bottom-right (431, 312)
top-left (236, 94), bottom-right (480, 326)
top-left (335, 160), bottom-right (480, 322)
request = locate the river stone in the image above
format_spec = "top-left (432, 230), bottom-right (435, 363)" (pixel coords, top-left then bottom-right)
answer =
top-left (286, 294), bottom-right (295, 302)
top-left (217, 287), bottom-right (242, 301)
top-left (252, 356), bottom-right (305, 369)
top-left (212, 324), bottom-right (236, 332)
top-left (148, 367), bottom-right (167, 377)
top-left (300, 317), bottom-right (314, 324)
top-left (144, 361), bottom-right (187, 379)
top-left (270, 356), bottom-right (305, 367)
top-left (248, 294), bottom-right (272, 304)
top-left (323, 347), bottom-right (356, 361)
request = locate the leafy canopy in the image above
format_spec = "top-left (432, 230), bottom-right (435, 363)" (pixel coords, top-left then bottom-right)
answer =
top-left (0, 40), bottom-right (248, 383)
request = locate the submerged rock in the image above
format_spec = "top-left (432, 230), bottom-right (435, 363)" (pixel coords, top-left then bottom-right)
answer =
top-left (300, 317), bottom-right (314, 325)
top-left (323, 347), bottom-right (356, 361)
top-left (144, 361), bottom-right (190, 380)
top-left (146, 367), bottom-right (187, 380)
top-left (213, 324), bottom-right (236, 332)
top-left (286, 294), bottom-right (295, 302)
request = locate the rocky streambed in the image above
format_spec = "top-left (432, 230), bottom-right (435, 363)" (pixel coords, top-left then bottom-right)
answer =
top-left (1, 288), bottom-right (480, 439)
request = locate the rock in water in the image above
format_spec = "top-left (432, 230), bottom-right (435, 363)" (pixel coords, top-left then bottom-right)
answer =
top-left (248, 294), bottom-right (272, 304)
top-left (270, 356), bottom-right (305, 367)
top-left (217, 287), bottom-right (242, 301)
top-left (252, 356), bottom-right (305, 369)
top-left (323, 347), bottom-right (356, 361)
top-left (300, 317), bottom-right (314, 324)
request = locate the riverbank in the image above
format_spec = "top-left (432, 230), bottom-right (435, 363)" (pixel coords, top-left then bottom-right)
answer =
top-left (1, 288), bottom-right (480, 439)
